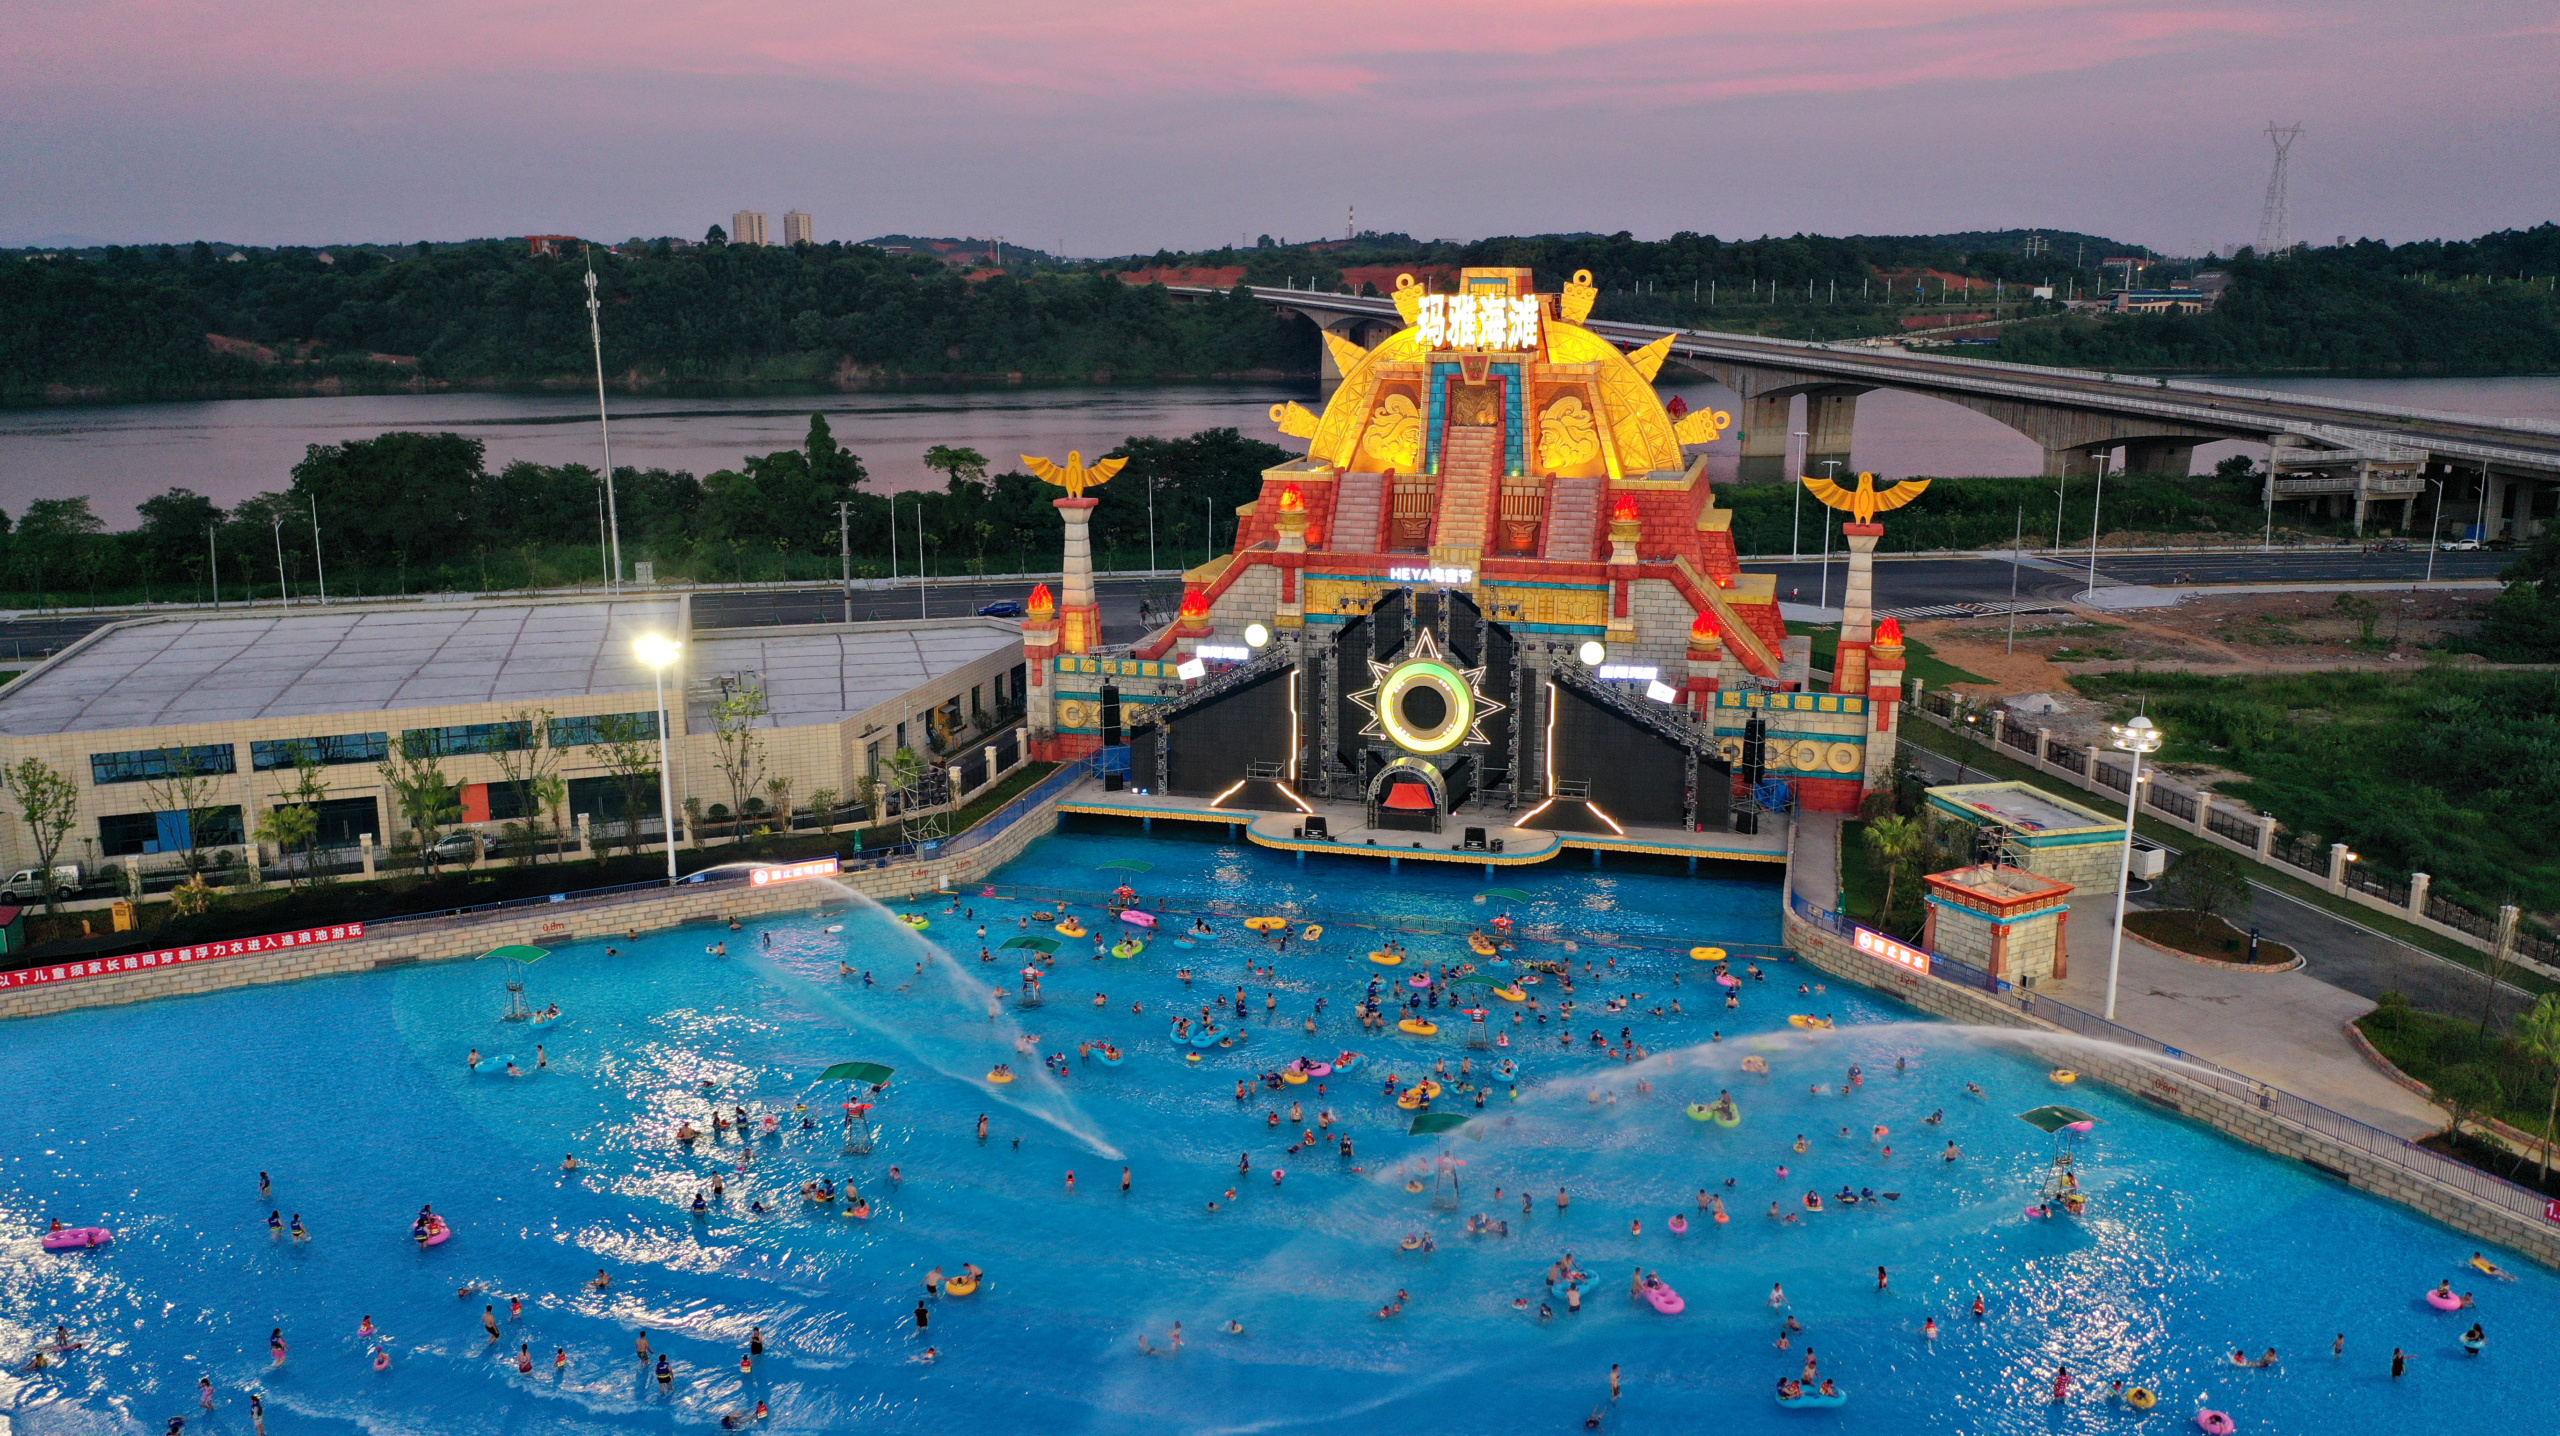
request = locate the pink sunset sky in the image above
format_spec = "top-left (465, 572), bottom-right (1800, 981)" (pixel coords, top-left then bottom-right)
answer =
top-left (3, 0), bottom-right (2553, 254)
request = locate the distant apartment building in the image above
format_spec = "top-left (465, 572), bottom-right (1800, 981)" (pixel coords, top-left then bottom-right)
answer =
top-left (525, 235), bottom-right (577, 257)
top-left (730, 210), bottom-right (770, 247)
top-left (782, 210), bottom-right (814, 246)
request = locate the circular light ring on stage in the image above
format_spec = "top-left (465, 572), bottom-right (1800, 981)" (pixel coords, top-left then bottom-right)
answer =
top-left (1375, 657), bottom-right (1475, 755)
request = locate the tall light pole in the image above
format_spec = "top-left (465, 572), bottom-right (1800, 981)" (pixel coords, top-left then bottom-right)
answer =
top-left (2102, 714), bottom-right (2163, 1021)
top-left (208, 524), bottom-right (221, 609)
top-left (916, 499), bottom-right (928, 619)
top-left (836, 500), bottom-right (854, 620)
top-left (1146, 470), bottom-right (1158, 572)
top-left (2423, 476), bottom-right (2443, 584)
top-left (2084, 453), bottom-right (2110, 599)
top-left (584, 258), bottom-right (624, 591)
top-left (270, 515), bottom-right (290, 607)
top-left (309, 491), bottom-right (330, 604)
top-left (1789, 428), bottom-right (1810, 561)
top-left (635, 635), bottom-right (683, 882)
top-left (1815, 460), bottom-right (1841, 610)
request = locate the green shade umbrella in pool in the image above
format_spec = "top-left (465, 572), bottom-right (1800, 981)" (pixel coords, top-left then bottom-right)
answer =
top-left (1409, 1113), bottom-right (1472, 1135)
top-left (820, 1062), bottom-right (897, 1084)
top-left (1002, 936), bottom-right (1063, 953)
top-left (478, 945), bottom-right (549, 964)
top-left (1097, 859), bottom-right (1154, 872)
top-left (1448, 974), bottom-right (1504, 987)
top-left (2015, 1105), bottom-right (2097, 1133)
top-left (1475, 888), bottom-right (1531, 905)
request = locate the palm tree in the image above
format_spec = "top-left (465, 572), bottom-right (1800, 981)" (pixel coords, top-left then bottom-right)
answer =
top-left (2521, 992), bottom-right (2560, 1184)
top-left (1862, 815), bottom-right (1926, 930)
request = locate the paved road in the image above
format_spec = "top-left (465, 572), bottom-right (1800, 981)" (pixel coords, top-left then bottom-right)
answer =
top-left (1755, 547), bottom-right (2513, 615)
top-left (1901, 736), bottom-right (2533, 1025)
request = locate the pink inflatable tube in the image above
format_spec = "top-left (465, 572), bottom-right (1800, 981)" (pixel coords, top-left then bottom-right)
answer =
top-left (41, 1227), bottom-right (112, 1251)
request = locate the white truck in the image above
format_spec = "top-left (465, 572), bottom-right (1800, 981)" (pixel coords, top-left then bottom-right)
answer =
top-left (0, 863), bottom-right (89, 904)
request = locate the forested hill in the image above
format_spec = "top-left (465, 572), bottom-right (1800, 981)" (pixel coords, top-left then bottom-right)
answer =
top-left (0, 241), bottom-right (1305, 401)
top-left (1989, 227), bottom-right (2560, 374)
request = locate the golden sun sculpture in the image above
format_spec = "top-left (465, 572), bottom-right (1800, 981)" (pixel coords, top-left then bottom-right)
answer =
top-left (1802, 470), bottom-right (1930, 525)
top-left (1021, 451), bottom-right (1127, 499)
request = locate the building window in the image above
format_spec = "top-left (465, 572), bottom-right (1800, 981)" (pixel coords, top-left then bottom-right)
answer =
top-left (547, 711), bottom-right (661, 748)
top-left (865, 741), bottom-right (882, 777)
top-left (90, 744), bottom-right (237, 785)
top-left (895, 722), bottom-right (907, 753)
top-left (971, 685), bottom-right (984, 720)
top-left (400, 721), bottom-right (534, 758)
top-left (97, 806), bottom-right (245, 855)
top-left (252, 733), bottom-right (390, 770)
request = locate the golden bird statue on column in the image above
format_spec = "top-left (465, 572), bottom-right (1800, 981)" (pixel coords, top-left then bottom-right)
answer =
top-left (1801, 470), bottom-right (1929, 524)
top-left (1021, 451), bottom-right (1127, 499)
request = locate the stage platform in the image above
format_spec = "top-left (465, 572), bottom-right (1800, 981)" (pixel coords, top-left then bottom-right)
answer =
top-left (1054, 780), bottom-right (1791, 870)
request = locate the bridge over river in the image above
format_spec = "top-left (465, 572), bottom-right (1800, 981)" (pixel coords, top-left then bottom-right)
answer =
top-left (1180, 285), bottom-right (2560, 538)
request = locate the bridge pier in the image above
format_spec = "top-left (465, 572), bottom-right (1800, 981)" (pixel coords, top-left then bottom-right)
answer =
top-left (2121, 440), bottom-right (2197, 476)
top-left (1736, 393), bottom-right (1792, 483)
top-left (1804, 388), bottom-right (1867, 479)
top-left (2041, 443), bottom-right (2110, 479)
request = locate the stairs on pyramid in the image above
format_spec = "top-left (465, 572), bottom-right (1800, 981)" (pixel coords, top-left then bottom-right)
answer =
top-left (1431, 426), bottom-right (1500, 554)
top-left (1329, 471), bottom-right (1385, 553)
top-left (1541, 476), bottom-right (1604, 561)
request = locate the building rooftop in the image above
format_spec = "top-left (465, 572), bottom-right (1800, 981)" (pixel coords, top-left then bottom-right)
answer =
top-left (686, 620), bottom-right (1022, 728)
top-left (1925, 781), bottom-right (2121, 835)
top-left (0, 603), bottom-right (1023, 736)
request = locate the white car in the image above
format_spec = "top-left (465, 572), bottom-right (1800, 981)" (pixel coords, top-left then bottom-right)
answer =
top-left (2439, 539), bottom-right (2481, 551)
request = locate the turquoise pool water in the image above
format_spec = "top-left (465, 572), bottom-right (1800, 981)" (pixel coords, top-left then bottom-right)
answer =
top-left (3, 822), bottom-right (2551, 1435)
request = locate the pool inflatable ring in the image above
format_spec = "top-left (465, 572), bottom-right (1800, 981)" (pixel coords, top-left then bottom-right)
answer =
top-left (372, 1347), bottom-right (391, 1371)
top-left (1185, 1052), bottom-right (1201, 1064)
top-left (824, 924), bottom-right (845, 934)
top-left (1332, 1053), bottom-right (1362, 1073)
top-left (1713, 1105), bottom-right (1741, 1128)
top-left (1120, 909), bottom-right (1156, 929)
top-left (1778, 1388), bottom-right (1847, 1409)
top-left (1642, 1281), bottom-right (1685, 1315)
top-left (1111, 939), bottom-right (1145, 959)
top-left (1369, 951), bottom-right (1403, 966)
top-left (1667, 1214), bottom-right (1689, 1235)
top-left (1786, 1015), bottom-right (1834, 1031)
top-left (2195, 1411), bottom-right (2235, 1435)
top-left (944, 1276), bottom-right (978, 1296)
top-left (847, 1200), bottom-right (872, 1219)
top-left (40, 1226), bottom-right (112, 1251)
top-left (1468, 934), bottom-right (1497, 956)
top-left (1396, 1092), bottom-right (1424, 1110)
top-left (1282, 1070), bottom-right (1308, 1086)
top-left (2125, 1387), bottom-right (2157, 1411)
top-left (1303, 925), bottom-right (1323, 941)
top-left (2424, 1288), bottom-right (2462, 1311)
top-left (2050, 1068), bottom-right (2078, 1085)
top-left (898, 913), bottom-right (930, 930)
top-left (1691, 946), bottom-right (1726, 962)
top-left (1493, 985), bottom-right (1526, 1001)
top-left (414, 1216), bottom-right (451, 1247)
top-left (1305, 1062), bottom-right (1334, 1078)
top-left (1245, 917), bottom-right (1287, 932)
top-left (1174, 936), bottom-right (1197, 948)
top-left (1407, 974), bottom-right (1433, 989)
top-left (1399, 1019), bottom-right (1438, 1037)
top-left (1056, 920), bottom-right (1087, 938)
top-left (1418, 1081), bottom-right (1443, 1099)
top-left (1685, 1104), bottom-right (1715, 1122)
top-left (1032, 911), bottom-right (1056, 921)
top-left (1099, 1046), bottom-right (1125, 1066)
top-left (987, 1070), bottom-right (1015, 1084)
top-left (1716, 973), bottom-right (1742, 989)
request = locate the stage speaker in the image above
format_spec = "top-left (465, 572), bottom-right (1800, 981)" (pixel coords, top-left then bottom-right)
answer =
top-left (1463, 826), bottom-right (1487, 850)
top-left (1099, 684), bottom-right (1123, 747)
top-left (1490, 838), bottom-right (1504, 853)
top-left (1103, 772), bottom-right (1124, 792)
top-left (1305, 815), bottom-right (1330, 839)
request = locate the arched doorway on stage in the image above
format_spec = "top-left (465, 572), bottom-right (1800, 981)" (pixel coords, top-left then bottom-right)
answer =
top-left (1367, 756), bottom-right (1446, 834)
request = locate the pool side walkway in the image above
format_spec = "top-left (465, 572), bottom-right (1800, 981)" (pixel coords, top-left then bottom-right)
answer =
top-left (1794, 813), bottom-right (2444, 1140)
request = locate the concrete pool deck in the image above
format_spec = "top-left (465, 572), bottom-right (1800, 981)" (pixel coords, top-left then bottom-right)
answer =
top-left (1793, 814), bottom-right (2445, 1139)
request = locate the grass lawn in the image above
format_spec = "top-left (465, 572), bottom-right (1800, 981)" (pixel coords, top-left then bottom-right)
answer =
top-left (1788, 621), bottom-right (1991, 686)
top-left (2125, 908), bottom-right (2296, 966)
top-left (2357, 1000), bottom-right (2559, 1156)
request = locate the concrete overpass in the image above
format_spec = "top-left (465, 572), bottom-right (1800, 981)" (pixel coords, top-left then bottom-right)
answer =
top-left (1182, 285), bottom-right (2560, 538)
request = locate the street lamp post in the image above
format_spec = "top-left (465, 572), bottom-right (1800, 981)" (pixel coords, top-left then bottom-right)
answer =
top-left (2083, 454), bottom-right (2110, 600)
top-left (635, 635), bottom-right (683, 882)
top-left (2102, 714), bottom-right (2163, 1022)
top-left (270, 516), bottom-right (289, 607)
top-left (1789, 429), bottom-right (1810, 561)
top-left (1815, 460), bottom-right (1841, 610)
top-left (584, 261), bottom-right (624, 591)
top-left (309, 492), bottom-right (328, 604)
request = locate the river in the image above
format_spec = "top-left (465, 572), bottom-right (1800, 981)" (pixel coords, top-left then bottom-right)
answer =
top-left (4, 374), bottom-right (2556, 523)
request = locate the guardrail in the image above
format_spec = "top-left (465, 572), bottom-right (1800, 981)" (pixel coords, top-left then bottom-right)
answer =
top-left (1785, 888), bottom-right (2552, 1225)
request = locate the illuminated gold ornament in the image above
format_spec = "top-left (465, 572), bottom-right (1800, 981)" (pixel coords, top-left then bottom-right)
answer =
top-left (1021, 451), bottom-right (1127, 499)
top-left (1392, 273), bottom-right (1425, 324)
top-left (1801, 470), bottom-right (1930, 524)
top-left (1362, 394), bottom-right (1423, 470)
top-left (1270, 400), bottom-right (1321, 439)
top-left (1559, 269), bottom-right (1599, 325)
top-left (1346, 627), bottom-right (1504, 756)
top-left (1536, 395), bottom-right (1600, 469)
top-left (1624, 332), bottom-right (1674, 383)
top-left (1322, 328), bottom-right (1372, 379)
top-left (1671, 406), bottom-right (1732, 444)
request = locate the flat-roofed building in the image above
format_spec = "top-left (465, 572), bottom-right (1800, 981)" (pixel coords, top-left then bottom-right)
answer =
top-left (0, 598), bottom-right (1023, 874)
top-left (782, 210), bottom-right (814, 246)
top-left (731, 210), bottom-right (770, 247)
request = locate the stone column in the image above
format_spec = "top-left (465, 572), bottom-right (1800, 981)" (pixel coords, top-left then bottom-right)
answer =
top-left (1606, 497), bottom-right (1641, 645)
top-left (2407, 872), bottom-right (2432, 921)
top-left (1274, 486), bottom-right (1309, 631)
top-left (2327, 841), bottom-right (2352, 896)
top-left (1803, 388), bottom-right (1864, 477)
top-left (2192, 791), bottom-right (2214, 840)
top-left (2122, 440), bottom-right (2197, 476)
top-left (359, 833), bottom-right (376, 877)
top-left (1735, 392), bottom-right (1792, 484)
top-left (1054, 497), bottom-right (1101, 654)
top-left (2255, 819), bottom-right (2278, 861)
top-left (1864, 619), bottom-right (1905, 794)
top-left (1834, 521), bottom-right (1882, 694)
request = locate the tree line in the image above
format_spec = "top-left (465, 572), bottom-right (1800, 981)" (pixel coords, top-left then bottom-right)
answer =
top-left (0, 421), bottom-right (1292, 606)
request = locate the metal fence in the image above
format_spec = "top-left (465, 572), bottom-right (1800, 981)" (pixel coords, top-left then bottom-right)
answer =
top-left (1999, 724), bottom-right (2039, 755)
top-left (2090, 761), bottom-right (2129, 794)
top-left (1785, 888), bottom-right (2553, 1226)
top-left (2206, 808), bottom-right (2261, 846)
top-left (2044, 742), bottom-right (2087, 775)
top-left (2145, 784), bottom-right (2196, 822)
top-left (2345, 864), bottom-right (2411, 908)
top-left (2271, 836), bottom-right (2329, 876)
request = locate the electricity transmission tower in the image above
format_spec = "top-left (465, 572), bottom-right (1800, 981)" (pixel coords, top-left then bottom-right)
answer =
top-left (2255, 123), bottom-right (2304, 255)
